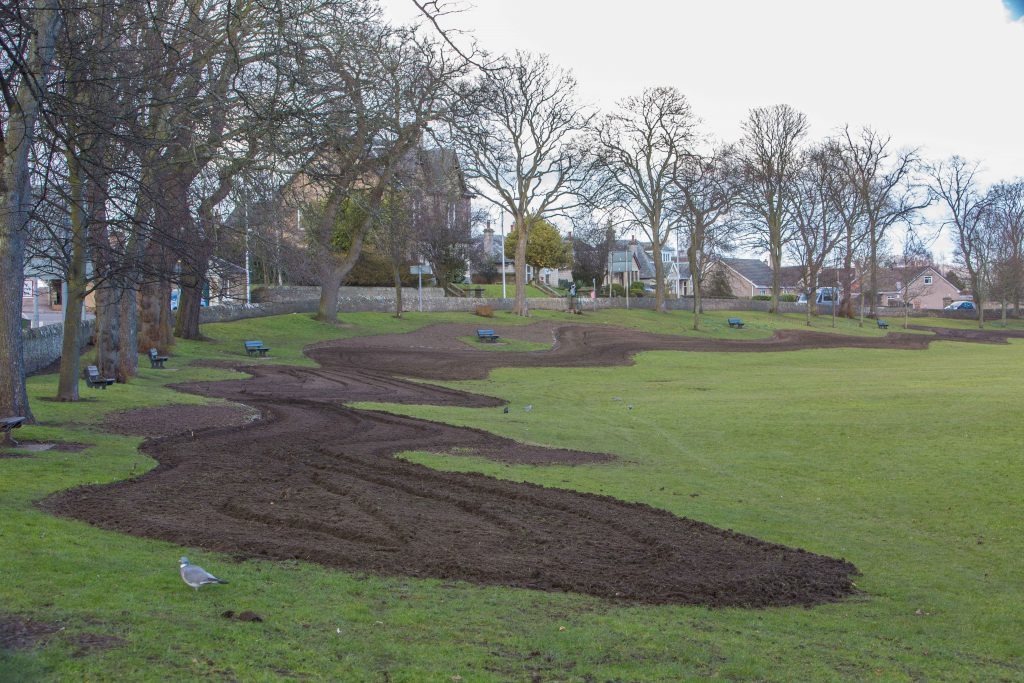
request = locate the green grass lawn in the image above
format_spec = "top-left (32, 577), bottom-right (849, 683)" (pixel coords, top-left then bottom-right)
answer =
top-left (3, 310), bottom-right (1023, 680)
top-left (463, 283), bottom-right (554, 298)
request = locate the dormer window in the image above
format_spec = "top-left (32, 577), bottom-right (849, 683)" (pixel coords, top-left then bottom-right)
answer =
top-left (924, 276), bottom-right (933, 285)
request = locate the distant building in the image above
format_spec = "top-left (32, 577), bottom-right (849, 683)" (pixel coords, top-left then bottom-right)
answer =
top-left (604, 238), bottom-right (680, 294)
top-left (718, 258), bottom-right (775, 298)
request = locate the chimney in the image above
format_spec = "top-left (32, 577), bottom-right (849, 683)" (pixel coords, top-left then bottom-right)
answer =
top-left (483, 225), bottom-right (494, 255)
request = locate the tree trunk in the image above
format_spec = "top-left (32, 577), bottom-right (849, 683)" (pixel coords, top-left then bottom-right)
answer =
top-left (317, 266), bottom-right (343, 322)
top-left (0, 0), bottom-right (61, 421)
top-left (56, 149), bottom-right (89, 402)
top-left (173, 255), bottom-right (207, 340)
top-left (393, 265), bottom-right (403, 318)
top-left (769, 240), bottom-right (782, 315)
top-left (313, 189), bottom-right (377, 323)
top-left (116, 289), bottom-right (138, 382)
top-left (513, 219), bottom-right (529, 316)
top-left (55, 288), bottom-right (86, 402)
top-left (652, 234), bottom-right (666, 312)
top-left (858, 285), bottom-right (866, 328)
top-left (0, 229), bottom-right (31, 420)
top-left (94, 283), bottom-right (120, 380)
top-left (868, 228), bottom-right (879, 318)
top-left (688, 242), bottom-right (701, 330)
top-left (840, 241), bottom-right (855, 318)
top-left (767, 210), bottom-right (783, 314)
top-left (806, 273), bottom-right (818, 326)
top-left (138, 278), bottom-right (173, 352)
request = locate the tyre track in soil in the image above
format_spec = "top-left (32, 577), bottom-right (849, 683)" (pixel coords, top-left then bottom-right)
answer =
top-left (42, 322), bottom-right (1021, 607)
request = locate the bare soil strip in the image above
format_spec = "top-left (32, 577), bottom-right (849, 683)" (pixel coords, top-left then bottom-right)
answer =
top-left (45, 322), bottom-right (1016, 607)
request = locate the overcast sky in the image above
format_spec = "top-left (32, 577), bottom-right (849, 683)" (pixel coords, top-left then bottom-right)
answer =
top-left (380, 0), bottom-right (1022, 260)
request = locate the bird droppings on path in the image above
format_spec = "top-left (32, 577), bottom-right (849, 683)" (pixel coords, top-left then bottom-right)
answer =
top-left (46, 321), bottom-right (1015, 607)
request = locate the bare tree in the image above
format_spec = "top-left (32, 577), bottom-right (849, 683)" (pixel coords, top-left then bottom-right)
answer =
top-left (570, 217), bottom-right (614, 292)
top-left (927, 156), bottom-right (992, 328)
top-left (787, 143), bottom-right (846, 325)
top-left (373, 189), bottom-right (415, 317)
top-left (837, 126), bottom-right (928, 318)
top-left (285, 10), bottom-right (467, 321)
top-left (451, 51), bottom-right (592, 316)
top-left (674, 145), bottom-right (736, 329)
top-left (985, 180), bottom-right (1024, 320)
top-left (735, 104), bottom-right (809, 313)
top-left (592, 87), bottom-right (696, 311)
top-left (893, 230), bottom-right (932, 329)
top-left (0, 0), bottom-right (61, 419)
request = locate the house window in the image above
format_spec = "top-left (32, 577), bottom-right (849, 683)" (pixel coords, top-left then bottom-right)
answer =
top-left (924, 276), bottom-right (933, 285)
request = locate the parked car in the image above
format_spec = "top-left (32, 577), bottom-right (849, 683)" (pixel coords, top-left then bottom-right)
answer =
top-left (944, 301), bottom-right (975, 310)
top-left (797, 287), bottom-right (839, 305)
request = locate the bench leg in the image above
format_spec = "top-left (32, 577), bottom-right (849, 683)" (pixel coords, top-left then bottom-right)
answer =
top-left (3, 430), bottom-right (17, 447)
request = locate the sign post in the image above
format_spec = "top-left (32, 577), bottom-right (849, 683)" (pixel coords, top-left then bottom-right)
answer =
top-left (410, 263), bottom-right (433, 312)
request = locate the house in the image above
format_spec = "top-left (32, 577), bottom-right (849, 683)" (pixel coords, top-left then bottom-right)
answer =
top-left (675, 259), bottom-right (693, 296)
top-left (604, 239), bottom-right (681, 294)
top-left (471, 225), bottom-right (515, 283)
top-left (858, 266), bottom-right (963, 310)
top-left (718, 258), bottom-right (775, 298)
top-left (206, 258), bottom-right (249, 304)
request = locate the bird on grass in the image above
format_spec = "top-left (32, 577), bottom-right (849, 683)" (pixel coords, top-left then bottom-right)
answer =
top-left (179, 556), bottom-right (228, 591)
top-left (524, 404), bottom-right (533, 412)
top-left (503, 406), bottom-right (509, 414)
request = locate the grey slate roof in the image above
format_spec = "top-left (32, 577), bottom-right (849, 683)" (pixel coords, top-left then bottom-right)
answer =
top-left (722, 258), bottom-right (773, 288)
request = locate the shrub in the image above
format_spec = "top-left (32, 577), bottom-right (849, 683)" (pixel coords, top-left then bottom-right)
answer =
top-left (780, 294), bottom-right (798, 302)
top-left (474, 305), bottom-right (494, 318)
top-left (600, 283), bottom-right (626, 297)
top-left (752, 295), bottom-right (771, 301)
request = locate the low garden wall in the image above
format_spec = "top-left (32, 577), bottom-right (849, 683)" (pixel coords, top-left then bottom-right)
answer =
top-left (251, 285), bottom-right (445, 304)
top-left (22, 319), bottom-right (96, 375)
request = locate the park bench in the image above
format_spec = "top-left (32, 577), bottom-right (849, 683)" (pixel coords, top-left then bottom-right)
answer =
top-left (727, 318), bottom-right (745, 328)
top-left (148, 348), bottom-right (169, 369)
top-left (244, 340), bottom-right (270, 357)
top-left (877, 319), bottom-right (889, 329)
top-left (1, 416), bottom-right (26, 446)
top-left (84, 365), bottom-right (115, 389)
top-left (476, 329), bottom-right (500, 343)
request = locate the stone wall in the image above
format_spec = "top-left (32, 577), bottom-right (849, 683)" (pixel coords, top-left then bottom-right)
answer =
top-left (251, 285), bottom-right (445, 304)
top-left (22, 319), bottom-right (96, 375)
top-left (199, 301), bottom-right (319, 324)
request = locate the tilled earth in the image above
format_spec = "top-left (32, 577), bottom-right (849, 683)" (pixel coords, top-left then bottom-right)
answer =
top-left (45, 322), bottom-right (1019, 607)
